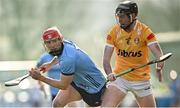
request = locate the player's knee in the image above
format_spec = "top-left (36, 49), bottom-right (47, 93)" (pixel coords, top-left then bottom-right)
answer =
top-left (52, 99), bottom-right (66, 107)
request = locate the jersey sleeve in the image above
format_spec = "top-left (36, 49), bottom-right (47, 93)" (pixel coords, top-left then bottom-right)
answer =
top-left (106, 26), bottom-right (117, 46)
top-left (36, 56), bottom-right (44, 68)
top-left (144, 27), bottom-right (157, 46)
top-left (60, 58), bottom-right (75, 76)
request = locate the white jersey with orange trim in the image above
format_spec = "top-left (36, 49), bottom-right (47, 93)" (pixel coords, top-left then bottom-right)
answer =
top-left (106, 20), bottom-right (157, 81)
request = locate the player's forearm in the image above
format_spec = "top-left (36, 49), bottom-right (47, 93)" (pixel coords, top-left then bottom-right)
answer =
top-left (149, 42), bottom-right (164, 69)
top-left (149, 42), bottom-right (163, 58)
top-left (103, 45), bottom-right (114, 75)
top-left (103, 62), bottom-right (113, 75)
top-left (39, 76), bottom-right (67, 90)
top-left (154, 44), bottom-right (164, 69)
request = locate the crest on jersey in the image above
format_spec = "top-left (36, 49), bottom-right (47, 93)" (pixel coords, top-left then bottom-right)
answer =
top-left (137, 27), bottom-right (142, 36)
top-left (134, 37), bottom-right (139, 44)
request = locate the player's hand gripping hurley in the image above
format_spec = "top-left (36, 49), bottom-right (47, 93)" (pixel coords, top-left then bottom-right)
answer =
top-left (107, 53), bottom-right (172, 82)
top-left (4, 56), bottom-right (58, 87)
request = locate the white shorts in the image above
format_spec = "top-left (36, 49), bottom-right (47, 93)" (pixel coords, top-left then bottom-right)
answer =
top-left (106, 77), bottom-right (153, 97)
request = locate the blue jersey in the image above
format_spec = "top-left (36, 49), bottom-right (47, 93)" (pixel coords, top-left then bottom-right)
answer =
top-left (37, 53), bottom-right (60, 96)
top-left (59, 40), bottom-right (106, 93)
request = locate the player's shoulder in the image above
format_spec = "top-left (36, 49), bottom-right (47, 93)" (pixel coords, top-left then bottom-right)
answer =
top-left (136, 20), bottom-right (150, 31)
top-left (39, 53), bottom-right (52, 60)
top-left (63, 39), bottom-right (80, 51)
top-left (61, 40), bottom-right (77, 59)
top-left (40, 52), bottom-right (51, 57)
top-left (110, 24), bottom-right (120, 31)
top-left (37, 53), bottom-right (54, 67)
top-left (63, 39), bottom-right (75, 45)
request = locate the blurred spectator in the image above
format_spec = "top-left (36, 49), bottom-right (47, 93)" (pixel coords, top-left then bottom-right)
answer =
top-left (29, 82), bottom-right (45, 107)
top-left (156, 70), bottom-right (180, 107)
top-left (169, 70), bottom-right (180, 107)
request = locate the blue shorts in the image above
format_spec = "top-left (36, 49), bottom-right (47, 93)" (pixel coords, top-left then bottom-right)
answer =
top-left (71, 82), bottom-right (106, 107)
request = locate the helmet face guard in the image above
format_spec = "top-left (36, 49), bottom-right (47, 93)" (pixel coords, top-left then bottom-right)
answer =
top-left (115, 12), bottom-right (132, 29)
top-left (42, 27), bottom-right (64, 56)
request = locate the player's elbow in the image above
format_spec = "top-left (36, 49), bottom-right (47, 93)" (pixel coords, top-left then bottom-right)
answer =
top-left (57, 83), bottom-right (69, 90)
top-left (60, 85), bottom-right (68, 90)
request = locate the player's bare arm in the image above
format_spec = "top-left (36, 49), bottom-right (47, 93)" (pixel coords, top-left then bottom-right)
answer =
top-left (103, 45), bottom-right (116, 81)
top-left (29, 68), bottom-right (73, 90)
top-left (148, 42), bottom-right (164, 82)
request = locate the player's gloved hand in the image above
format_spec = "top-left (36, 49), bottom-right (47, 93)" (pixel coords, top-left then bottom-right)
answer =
top-left (107, 73), bottom-right (116, 81)
top-left (29, 67), bottom-right (44, 80)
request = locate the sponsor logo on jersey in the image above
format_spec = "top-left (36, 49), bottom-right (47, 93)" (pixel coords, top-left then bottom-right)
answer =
top-left (117, 49), bottom-right (142, 57)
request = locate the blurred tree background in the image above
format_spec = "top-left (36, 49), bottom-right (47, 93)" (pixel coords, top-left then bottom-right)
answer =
top-left (0, 0), bottom-right (179, 82)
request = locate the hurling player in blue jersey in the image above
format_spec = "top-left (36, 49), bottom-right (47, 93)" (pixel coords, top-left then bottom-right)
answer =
top-left (36, 27), bottom-right (78, 107)
top-left (29, 27), bottom-right (106, 107)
